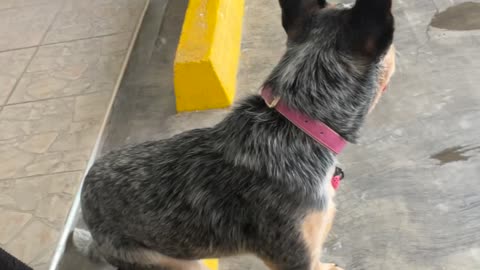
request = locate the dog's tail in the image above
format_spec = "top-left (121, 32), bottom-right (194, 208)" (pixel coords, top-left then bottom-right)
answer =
top-left (71, 228), bottom-right (106, 263)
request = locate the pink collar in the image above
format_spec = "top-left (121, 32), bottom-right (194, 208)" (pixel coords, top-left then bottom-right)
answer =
top-left (261, 87), bottom-right (347, 155)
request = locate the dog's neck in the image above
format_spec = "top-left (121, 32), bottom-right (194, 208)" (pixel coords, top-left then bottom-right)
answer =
top-left (213, 43), bottom-right (380, 185)
top-left (214, 93), bottom-right (335, 187)
top-left (264, 42), bottom-right (380, 142)
top-left (260, 86), bottom-right (347, 154)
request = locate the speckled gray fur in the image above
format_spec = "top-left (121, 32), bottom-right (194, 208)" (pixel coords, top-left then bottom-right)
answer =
top-left (79, 1), bottom-right (394, 269)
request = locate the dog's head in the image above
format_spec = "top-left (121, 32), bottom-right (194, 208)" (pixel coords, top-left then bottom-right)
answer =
top-left (267, 0), bottom-right (395, 142)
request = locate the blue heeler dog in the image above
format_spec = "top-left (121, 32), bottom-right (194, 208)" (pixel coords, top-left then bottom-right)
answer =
top-left (73, 0), bottom-right (396, 269)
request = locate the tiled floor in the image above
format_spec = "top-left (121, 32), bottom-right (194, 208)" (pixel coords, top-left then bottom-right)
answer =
top-left (0, 0), bottom-right (148, 269)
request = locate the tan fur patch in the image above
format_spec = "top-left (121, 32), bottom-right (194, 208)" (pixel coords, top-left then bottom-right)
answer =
top-left (302, 211), bottom-right (325, 260)
top-left (369, 45), bottom-right (396, 113)
top-left (302, 206), bottom-right (336, 256)
top-left (262, 259), bottom-right (279, 270)
top-left (301, 202), bottom-right (337, 270)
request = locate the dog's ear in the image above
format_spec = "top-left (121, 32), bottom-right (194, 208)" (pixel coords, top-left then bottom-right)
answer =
top-left (348, 0), bottom-right (394, 57)
top-left (279, 0), bottom-right (327, 40)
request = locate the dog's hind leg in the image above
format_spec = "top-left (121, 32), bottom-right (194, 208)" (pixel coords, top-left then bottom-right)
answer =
top-left (258, 201), bottom-right (342, 270)
top-left (303, 203), bottom-right (343, 270)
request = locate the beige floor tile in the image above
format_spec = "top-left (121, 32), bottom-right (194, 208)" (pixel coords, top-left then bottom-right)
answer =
top-left (8, 33), bottom-right (130, 104)
top-left (35, 194), bottom-right (74, 226)
top-left (17, 132), bottom-right (59, 154)
top-left (0, 48), bottom-right (36, 105)
top-left (0, 0), bottom-right (63, 10)
top-left (43, 0), bottom-right (146, 44)
top-left (73, 91), bottom-right (112, 121)
top-left (0, 92), bottom-right (109, 179)
top-left (0, 171), bottom-right (82, 213)
top-left (0, 4), bottom-right (60, 52)
top-left (0, 209), bottom-right (32, 245)
top-left (0, 139), bottom-right (92, 180)
top-left (30, 247), bottom-right (56, 270)
top-left (4, 219), bottom-right (59, 264)
top-left (0, 146), bottom-right (36, 180)
top-left (0, 97), bottom-right (76, 141)
top-left (32, 264), bottom-right (50, 270)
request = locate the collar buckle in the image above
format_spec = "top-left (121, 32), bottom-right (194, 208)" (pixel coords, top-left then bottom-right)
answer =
top-left (266, 96), bottom-right (281, 108)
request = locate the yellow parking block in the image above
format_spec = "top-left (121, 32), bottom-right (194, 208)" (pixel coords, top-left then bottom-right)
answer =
top-left (203, 259), bottom-right (219, 270)
top-left (174, 0), bottom-right (245, 112)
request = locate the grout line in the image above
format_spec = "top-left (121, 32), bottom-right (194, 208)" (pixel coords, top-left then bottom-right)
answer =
top-left (0, 0), bottom-right (64, 13)
top-left (4, 218), bottom-right (36, 250)
top-left (0, 170), bottom-right (83, 182)
top-left (30, 246), bottom-right (55, 269)
top-left (4, 89), bottom-right (112, 107)
top-left (0, 31), bottom-right (132, 55)
top-left (40, 31), bottom-right (132, 47)
top-left (0, 45), bottom-right (38, 55)
top-left (48, 1), bottom-right (152, 269)
top-left (2, 47), bottom-right (40, 105)
top-left (3, 0), bottom-right (65, 105)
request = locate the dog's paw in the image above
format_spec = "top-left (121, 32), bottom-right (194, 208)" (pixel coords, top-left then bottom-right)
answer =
top-left (320, 263), bottom-right (344, 270)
